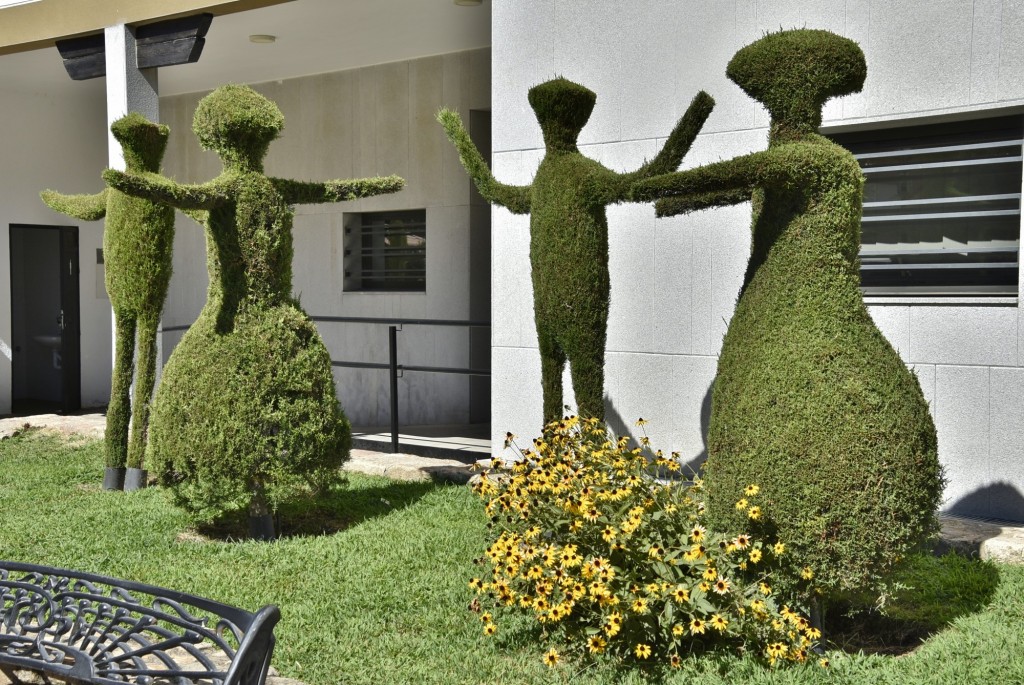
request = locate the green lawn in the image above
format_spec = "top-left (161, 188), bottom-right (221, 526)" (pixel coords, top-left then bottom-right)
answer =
top-left (1, 431), bottom-right (1022, 684)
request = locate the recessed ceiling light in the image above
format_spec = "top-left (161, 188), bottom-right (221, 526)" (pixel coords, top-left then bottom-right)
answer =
top-left (249, 34), bottom-right (277, 44)
top-left (454, 0), bottom-right (482, 5)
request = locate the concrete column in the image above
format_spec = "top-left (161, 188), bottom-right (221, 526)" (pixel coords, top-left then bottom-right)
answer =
top-left (104, 24), bottom-right (162, 387)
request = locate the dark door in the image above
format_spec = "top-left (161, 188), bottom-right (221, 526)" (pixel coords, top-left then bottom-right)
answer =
top-left (59, 227), bottom-right (81, 412)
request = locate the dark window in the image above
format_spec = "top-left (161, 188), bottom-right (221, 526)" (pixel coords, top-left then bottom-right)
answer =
top-left (345, 209), bottom-right (426, 292)
top-left (829, 115), bottom-right (1023, 296)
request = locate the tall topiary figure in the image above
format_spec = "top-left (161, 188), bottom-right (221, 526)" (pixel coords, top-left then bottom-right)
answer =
top-left (42, 113), bottom-right (175, 491)
top-left (104, 85), bottom-right (404, 537)
top-left (439, 80), bottom-right (714, 423)
top-left (633, 30), bottom-right (943, 601)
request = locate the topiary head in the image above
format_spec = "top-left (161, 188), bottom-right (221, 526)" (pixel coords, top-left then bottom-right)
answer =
top-left (110, 112), bottom-right (169, 172)
top-left (726, 29), bottom-right (866, 139)
top-left (192, 84), bottom-right (284, 167)
top-left (528, 78), bottom-right (596, 151)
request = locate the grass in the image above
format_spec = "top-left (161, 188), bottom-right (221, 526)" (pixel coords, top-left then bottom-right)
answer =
top-left (1, 430), bottom-right (1023, 684)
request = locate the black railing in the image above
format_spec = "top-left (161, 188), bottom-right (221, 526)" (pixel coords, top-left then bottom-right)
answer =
top-left (161, 315), bottom-right (491, 453)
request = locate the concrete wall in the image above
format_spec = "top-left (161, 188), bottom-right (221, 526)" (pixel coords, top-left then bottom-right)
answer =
top-left (159, 47), bottom-right (491, 427)
top-left (491, 1), bottom-right (1024, 522)
top-left (0, 74), bottom-right (110, 413)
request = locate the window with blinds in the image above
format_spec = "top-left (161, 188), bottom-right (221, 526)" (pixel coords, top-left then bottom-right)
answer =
top-left (830, 115), bottom-right (1023, 296)
top-left (344, 209), bottom-right (426, 292)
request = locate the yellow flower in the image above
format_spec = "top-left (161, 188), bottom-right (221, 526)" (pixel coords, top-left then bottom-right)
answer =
top-left (690, 618), bottom-right (707, 635)
top-left (631, 597), bottom-right (649, 614)
top-left (735, 498), bottom-right (748, 511)
top-left (749, 549), bottom-right (763, 564)
top-left (670, 654), bottom-right (682, 669)
top-left (648, 544), bottom-right (663, 559)
top-left (703, 567), bottom-right (718, 582)
top-left (588, 635), bottom-right (607, 654)
top-left (468, 578), bottom-right (483, 591)
top-left (747, 506), bottom-right (762, 521)
top-left (759, 582), bottom-right (772, 596)
top-left (635, 417), bottom-right (648, 427)
top-left (601, 526), bottom-right (617, 542)
top-left (801, 566), bottom-right (815, 580)
top-left (483, 623), bottom-right (496, 636)
top-left (713, 578), bottom-right (731, 594)
top-left (733, 534), bottom-right (751, 549)
top-left (773, 541), bottom-right (785, 555)
top-left (710, 614), bottom-right (729, 631)
top-left (819, 657), bottom-right (830, 668)
top-left (671, 586), bottom-right (689, 603)
top-left (480, 612), bottom-right (492, 624)
top-left (672, 624), bottom-right (685, 637)
top-left (635, 643), bottom-right (652, 659)
top-left (744, 484), bottom-right (760, 497)
top-left (690, 525), bottom-right (706, 543)
top-left (805, 626), bottom-right (822, 641)
top-left (543, 648), bottom-right (560, 668)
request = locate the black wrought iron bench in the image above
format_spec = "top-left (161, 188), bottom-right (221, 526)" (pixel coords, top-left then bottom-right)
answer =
top-left (0, 561), bottom-right (280, 685)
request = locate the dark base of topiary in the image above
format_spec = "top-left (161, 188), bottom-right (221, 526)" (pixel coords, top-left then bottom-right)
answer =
top-left (124, 468), bottom-right (148, 491)
top-left (248, 514), bottom-right (276, 542)
top-left (103, 467), bottom-right (125, 491)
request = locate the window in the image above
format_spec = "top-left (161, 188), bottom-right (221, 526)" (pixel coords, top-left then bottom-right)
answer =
top-left (344, 209), bottom-right (426, 292)
top-left (829, 115), bottom-right (1023, 296)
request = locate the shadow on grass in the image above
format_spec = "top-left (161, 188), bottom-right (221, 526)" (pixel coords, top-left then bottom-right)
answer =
top-left (192, 477), bottom-right (442, 541)
top-left (824, 552), bottom-right (1001, 656)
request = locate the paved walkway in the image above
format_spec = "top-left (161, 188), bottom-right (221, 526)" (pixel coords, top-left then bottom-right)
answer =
top-left (3, 411), bottom-right (1022, 565)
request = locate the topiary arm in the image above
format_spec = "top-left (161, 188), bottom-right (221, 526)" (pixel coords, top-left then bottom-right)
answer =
top-left (631, 151), bottom-right (765, 206)
top-left (622, 91), bottom-right (715, 185)
top-left (40, 188), bottom-right (108, 221)
top-left (102, 169), bottom-right (229, 210)
top-left (654, 188), bottom-right (753, 217)
top-left (270, 175), bottom-right (405, 205)
top-left (437, 108), bottom-right (531, 215)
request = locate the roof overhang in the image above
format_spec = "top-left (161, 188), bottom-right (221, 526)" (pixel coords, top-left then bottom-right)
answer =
top-left (0, 0), bottom-right (293, 56)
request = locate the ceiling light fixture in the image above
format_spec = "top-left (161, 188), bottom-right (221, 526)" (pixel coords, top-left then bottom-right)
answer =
top-left (249, 34), bottom-right (277, 44)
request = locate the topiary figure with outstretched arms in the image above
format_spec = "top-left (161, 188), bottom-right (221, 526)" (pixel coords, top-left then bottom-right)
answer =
top-left (633, 30), bottom-right (943, 602)
top-left (439, 79), bottom-right (714, 423)
top-left (42, 112), bottom-right (174, 491)
top-left (104, 85), bottom-right (404, 537)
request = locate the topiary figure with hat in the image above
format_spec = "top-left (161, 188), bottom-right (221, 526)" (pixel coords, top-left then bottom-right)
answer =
top-left (633, 30), bottom-right (943, 603)
top-left (439, 79), bottom-right (713, 423)
top-left (42, 112), bottom-right (175, 492)
top-left (104, 84), bottom-right (404, 537)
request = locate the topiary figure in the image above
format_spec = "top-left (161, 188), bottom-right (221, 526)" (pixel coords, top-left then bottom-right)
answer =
top-left (633, 30), bottom-right (943, 601)
top-left (41, 112), bottom-right (175, 491)
top-left (439, 80), bottom-right (714, 423)
top-left (103, 85), bottom-right (404, 535)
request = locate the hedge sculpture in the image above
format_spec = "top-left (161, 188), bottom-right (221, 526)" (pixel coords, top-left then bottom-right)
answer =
top-left (42, 113), bottom-right (175, 491)
top-left (633, 30), bottom-right (943, 600)
top-left (439, 80), bottom-right (713, 423)
top-left (104, 85), bottom-right (404, 536)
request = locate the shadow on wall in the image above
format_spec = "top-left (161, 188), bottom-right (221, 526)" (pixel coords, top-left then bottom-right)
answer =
top-left (603, 382), bottom-right (714, 476)
top-left (947, 481), bottom-right (1024, 523)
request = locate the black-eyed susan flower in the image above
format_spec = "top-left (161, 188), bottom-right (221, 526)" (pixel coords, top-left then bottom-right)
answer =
top-left (759, 582), bottom-right (772, 596)
top-left (669, 654), bottom-right (682, 669)
top-left (635, 643), bottom-right (652, 659)
top-left (543, 648), bottom-right (560, 667)
top-left (713, 578), bottom-right (731, 594)
top-left (703, 567), bottom-right (717, 582)
top-left (744, 484), bottom-right (760, 497)
top-left (690, 618), bottom-right (707, 635)
top-left (735, 498), bottom-right (749, 511)
top-left (635, 417), bottom-right (648, 427)
top-left (483, 623), bottom-right (496, 636)
top-left (690, 524), bottom-right (706, 543)
top-left (631, 597), bottom-right (649, 614)
top-left (748, 505), bottom-right (762, 520)
top-left (749, 548), bottom-right (763, 564)
top-left (801, 566), bottom-right (814, 580)
top-left (671, 586), bottom-right (689, 603)
top-left (588, 635), bottom-right (606, 654)
top-left (672, 624), bottom-right (685, 637)
top-left (773, 541), bottom-right (785, 555)
top-left (710, 614), bottom-right (729, 631)
top-left (733, 534), bottom-right (751, 549)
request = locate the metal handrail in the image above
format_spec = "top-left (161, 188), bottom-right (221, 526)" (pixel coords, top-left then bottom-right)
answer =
top-left (160, 315), bottom-right (491, 453)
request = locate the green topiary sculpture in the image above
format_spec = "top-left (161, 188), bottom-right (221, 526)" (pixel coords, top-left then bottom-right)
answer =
top-left (633, 30), bottom-right (943, 601)
top-left (103, 85), bottom-right (404, 536)
top-left (42, 112), bottom-right (175, 491)
top-left (438, 79), bottom-right (713, 423)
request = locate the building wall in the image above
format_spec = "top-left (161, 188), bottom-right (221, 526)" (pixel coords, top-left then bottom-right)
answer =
top-left (159, 47), bottom-right (491, 427)
top-left (0, 78), bottom-right (110, 413)
top-left (491, 1), bottom-right (1024, 521)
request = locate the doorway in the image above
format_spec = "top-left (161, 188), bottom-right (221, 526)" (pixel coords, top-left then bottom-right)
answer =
top-left (9, 224), bottom-right (81, 415)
